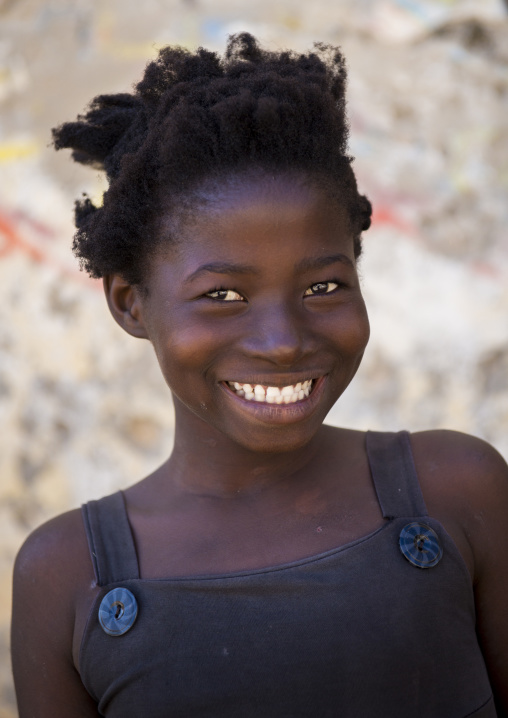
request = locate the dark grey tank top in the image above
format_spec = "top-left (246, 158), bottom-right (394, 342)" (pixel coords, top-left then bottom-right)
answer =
top-left (79, 431), bottom-right (496, 717)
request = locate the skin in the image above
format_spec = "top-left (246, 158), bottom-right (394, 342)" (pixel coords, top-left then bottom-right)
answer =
top-left (11, 174), bottom-right (508, 716)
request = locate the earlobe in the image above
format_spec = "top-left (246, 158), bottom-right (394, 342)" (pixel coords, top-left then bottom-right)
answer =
top-left (103, 275), bottom-right (149, 339)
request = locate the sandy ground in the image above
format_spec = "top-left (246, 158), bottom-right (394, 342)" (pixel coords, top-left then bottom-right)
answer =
top-left (1, 0), bottom-right (507, 713)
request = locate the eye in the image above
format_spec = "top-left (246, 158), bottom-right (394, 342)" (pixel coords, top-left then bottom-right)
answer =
top-left (205, 288), bottom-right (245, 302)
top-left (304, 281), bottom-right (340, 296)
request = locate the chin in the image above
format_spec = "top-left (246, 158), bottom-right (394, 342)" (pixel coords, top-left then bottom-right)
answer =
top-left (224, 419), bottom-right (324, 455)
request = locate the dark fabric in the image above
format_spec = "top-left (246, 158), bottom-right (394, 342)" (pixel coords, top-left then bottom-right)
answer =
top-left (82, 491), bottom-right (139, 585)
top-left (365, 430), bottom-right (428, 519)
top-left (79, 431), bottom-right (496, 718)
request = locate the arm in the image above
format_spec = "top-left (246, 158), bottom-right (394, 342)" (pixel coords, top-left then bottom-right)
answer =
top-left (411, 431), bottom-right (508, 717)
top-left (11, 509), bottom-right (101, 717)
top-left (466, 442), bottom-right (508, 718)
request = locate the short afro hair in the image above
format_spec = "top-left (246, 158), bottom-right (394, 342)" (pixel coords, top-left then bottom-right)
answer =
top-left (53, 33), bottom-right (372, 285)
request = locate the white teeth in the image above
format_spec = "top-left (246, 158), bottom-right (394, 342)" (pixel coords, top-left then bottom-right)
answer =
top-left (227, 379), bottom-right (316, 405)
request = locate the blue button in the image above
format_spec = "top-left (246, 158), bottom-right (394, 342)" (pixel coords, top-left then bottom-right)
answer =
top-left (99, 587), bottom-right (138, 636)
top-left (399, 522), bottom-right (443, 568)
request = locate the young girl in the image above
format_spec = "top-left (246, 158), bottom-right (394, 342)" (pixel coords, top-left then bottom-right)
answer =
top-left (11, 33), bottom-right (508, 717)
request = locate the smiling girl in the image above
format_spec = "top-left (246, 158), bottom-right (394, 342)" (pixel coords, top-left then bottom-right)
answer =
top-left (11, 34), bottom-right (508, 717)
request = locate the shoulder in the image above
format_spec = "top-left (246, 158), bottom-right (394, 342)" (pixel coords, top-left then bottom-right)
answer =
top-left (409, 431), bottom-right (508, 713)
top-left (409, 429), bottom-right (508, 503)
top-left (13, 507), bottom-right (96, 657)
top-left (12, 509), bottom-right (102, 715)
top-left (14, 506), bottom-right (94, 591)
top-left (409, 429), bottom-right (508, 581)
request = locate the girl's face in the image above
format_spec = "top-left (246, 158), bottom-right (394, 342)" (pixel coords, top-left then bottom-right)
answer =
top-left (134, 174), bottom-right (369, 454)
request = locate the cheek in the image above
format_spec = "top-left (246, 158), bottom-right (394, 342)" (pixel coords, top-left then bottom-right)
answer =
top-left (150, 316), bottom-right (224, 388)
top-left (332, 297), bottom-right (370, 357)
top-left (352, 300), bottom-right (370, 353)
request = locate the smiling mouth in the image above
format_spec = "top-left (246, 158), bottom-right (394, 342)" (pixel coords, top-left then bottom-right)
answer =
top-left (225, 379), bottom-right (315, 404)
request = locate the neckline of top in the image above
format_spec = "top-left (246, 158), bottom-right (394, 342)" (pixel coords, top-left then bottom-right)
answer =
top-left (125, 519), bottom-right (393, 582)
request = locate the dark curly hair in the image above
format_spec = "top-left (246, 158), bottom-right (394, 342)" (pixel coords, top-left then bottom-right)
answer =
top-left (52, 33), bottom-right (372, 285)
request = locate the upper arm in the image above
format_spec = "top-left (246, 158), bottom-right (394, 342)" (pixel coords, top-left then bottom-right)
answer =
top-left (11, 509), bottom-right (101, 717)
top-left (411, 430), bottom-right (508, 716)
top-left (464, 440), bottom-right (508, 717)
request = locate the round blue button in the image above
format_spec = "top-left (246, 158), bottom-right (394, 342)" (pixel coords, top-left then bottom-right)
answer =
top-left (98, 587), bottom-right (138, 636)
top-left (399, 522), bottom-right (443, 569)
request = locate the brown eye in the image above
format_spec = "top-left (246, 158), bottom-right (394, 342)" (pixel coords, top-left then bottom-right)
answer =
top-left (206, 289), bottom-right (245, 301)
top-left (304, 281), bottom-right (339, 296)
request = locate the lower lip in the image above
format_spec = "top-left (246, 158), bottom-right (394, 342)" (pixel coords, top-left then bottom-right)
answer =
top-left (219, 376), bottom-right (327, 425)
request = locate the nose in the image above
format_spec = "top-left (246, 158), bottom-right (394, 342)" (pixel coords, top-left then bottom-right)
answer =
top-left (242, 302), bottom-right (314, 367)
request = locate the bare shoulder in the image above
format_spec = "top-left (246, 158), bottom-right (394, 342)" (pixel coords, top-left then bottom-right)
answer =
top-left (13, 507), bottom-right (97, 657)
top-left (14, 506), bottom-right (94, 593)
top-left (13, 506), bottom-right (97, 663)
top-left (408, 430), bottom-right (508, 713)
top-left (409, 429), bottom-right (508, 580)
top-left (12, 508), bottom-right (100, 716)
top-left (409, 429), bottom-right (508, 506)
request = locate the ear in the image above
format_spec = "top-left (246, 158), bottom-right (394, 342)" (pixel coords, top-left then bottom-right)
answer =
top-left (103, 275), bottom-right (149, 339)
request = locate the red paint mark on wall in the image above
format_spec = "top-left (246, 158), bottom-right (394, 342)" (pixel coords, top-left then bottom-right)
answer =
top-left (0, 209), bottom-right (101, 290)
top-left (371, 205), bottom-right (415, 235)
top-left (0, 212), bottom-right (45, 261)
top-left (470, 260), bottom-right (502, 280)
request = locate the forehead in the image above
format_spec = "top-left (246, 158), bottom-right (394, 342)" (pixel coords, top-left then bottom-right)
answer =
top-left (162, 173), bottom-right (354, 266)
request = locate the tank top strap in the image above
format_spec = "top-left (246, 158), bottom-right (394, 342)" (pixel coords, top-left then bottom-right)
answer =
top-left (365, 430), bottom-right (428, 520)
top-left (81, 491), bottom-right (140, 586)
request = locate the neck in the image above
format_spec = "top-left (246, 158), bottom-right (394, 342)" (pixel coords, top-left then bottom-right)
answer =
top-left (164, 396), bottom-right (329, 499)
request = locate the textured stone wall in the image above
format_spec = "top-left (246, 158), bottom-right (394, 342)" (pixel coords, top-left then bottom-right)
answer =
top-left (1, 0), bottom-right (507, 713)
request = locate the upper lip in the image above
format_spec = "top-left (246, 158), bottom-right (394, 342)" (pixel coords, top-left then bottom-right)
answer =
top-left (222, 374), bottom-right (325, 387)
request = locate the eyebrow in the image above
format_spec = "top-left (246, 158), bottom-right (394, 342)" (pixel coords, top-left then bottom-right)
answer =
top-left (295, 253), bottom-right (354, 272)
top-left (185, 262), bottom-right (260, 283)
top-left (185, 253), bottom-right (354, 284)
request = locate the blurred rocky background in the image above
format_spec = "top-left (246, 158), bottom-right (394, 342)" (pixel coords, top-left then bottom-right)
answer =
top-left (1, 0), bottom-right (507, 713)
